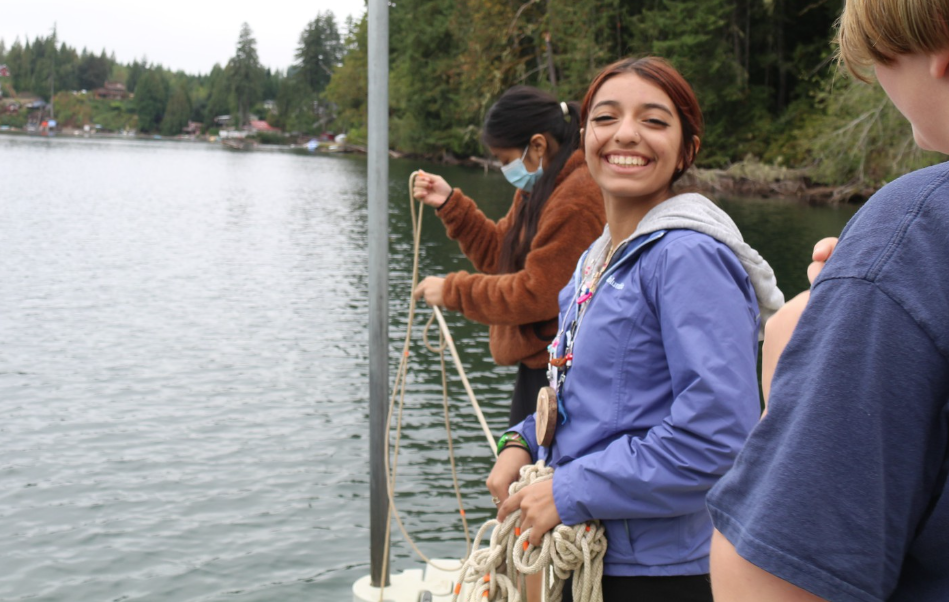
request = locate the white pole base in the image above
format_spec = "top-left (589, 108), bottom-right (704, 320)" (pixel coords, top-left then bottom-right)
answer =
top-left (352, 559), bottom-right (464, 602)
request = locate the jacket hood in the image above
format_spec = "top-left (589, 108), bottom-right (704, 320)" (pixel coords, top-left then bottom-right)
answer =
top-left (584, 192), bottom-right (784, 337)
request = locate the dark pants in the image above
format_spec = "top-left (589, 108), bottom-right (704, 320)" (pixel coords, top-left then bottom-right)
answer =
top-left (562, 574), bottom-right (713, 602)
top-left (509, 363), bottom-right (548, 427)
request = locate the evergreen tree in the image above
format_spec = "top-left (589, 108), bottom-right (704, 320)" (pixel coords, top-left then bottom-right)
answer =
top-left (226, 23), bottom-right (263, 127)
top-left (56, 43), bottom-right (80, 93)
top-left (11, 39), bottom-right (31, 94)
top-left (261, 67), bottom-right (281, 100)
top-left (161, 82), bottom-right (191, 136)
top-left (295, 12), bottom-right (342, 94)
top-left (135, 69), bottom-right (167, 132)
top-left (323, 16), bottom-right (367, 137)
top-left (127, 59), bottom-right (146, 92)
top-left (389, 0), bottom-right (467, 153)
top-left (204, 63), bottom-right (232, 129)
top-left (78, 50), bottom-right (110, 90)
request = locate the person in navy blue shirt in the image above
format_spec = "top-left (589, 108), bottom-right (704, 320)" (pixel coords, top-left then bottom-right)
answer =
top-left (708, 1), bottom-right (949, 600)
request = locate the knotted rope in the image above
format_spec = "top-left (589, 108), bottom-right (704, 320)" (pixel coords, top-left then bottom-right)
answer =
top-left (453, 462), bottom-right (607, 602)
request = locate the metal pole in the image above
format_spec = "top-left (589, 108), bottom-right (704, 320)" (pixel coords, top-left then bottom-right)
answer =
top-left (367, 0), bottom-right (390, 588)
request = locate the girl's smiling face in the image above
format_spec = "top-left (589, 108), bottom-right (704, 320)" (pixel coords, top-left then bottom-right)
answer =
top-left (584, 72), bottom-right (688, 207)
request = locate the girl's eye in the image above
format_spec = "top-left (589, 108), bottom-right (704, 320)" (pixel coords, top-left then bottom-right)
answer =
top-left (645, 118), bottom-right (669, 127)
top-left (591, 115), bottom-right (615, 123)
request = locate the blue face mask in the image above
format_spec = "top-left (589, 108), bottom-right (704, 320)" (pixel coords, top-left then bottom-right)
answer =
top-left (500, 146), bottom-right (544, 192)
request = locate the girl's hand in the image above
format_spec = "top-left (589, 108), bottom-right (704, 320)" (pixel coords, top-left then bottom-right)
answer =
top-left (413, 276), bottom-right (446, 307)
top-left (412, 170), bottom-right (452, 208)
top-left (486, 446), bottom-right (531, 506)
top-left (498, 479), bottom-right (562, 546)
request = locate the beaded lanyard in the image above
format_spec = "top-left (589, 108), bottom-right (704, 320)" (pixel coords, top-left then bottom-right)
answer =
top-left (546, 241), bottom-right (625, 422)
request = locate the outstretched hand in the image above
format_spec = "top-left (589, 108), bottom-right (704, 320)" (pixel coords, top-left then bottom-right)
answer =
top-left (412, 170), bottom-right (452, 209)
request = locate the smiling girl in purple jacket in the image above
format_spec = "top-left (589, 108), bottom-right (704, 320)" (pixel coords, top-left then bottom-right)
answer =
top-left (486, 56), bottom-right (783, 602)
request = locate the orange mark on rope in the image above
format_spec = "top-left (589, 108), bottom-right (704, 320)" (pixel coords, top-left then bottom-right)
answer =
top-left (585, 525), bottom-right (591, 532)
top-left (483, 575), bottom-right (490, 583)
top-left (515, 527), bottom-right (521, 537)
top-left (404, 350), bottom-right (410, 357)
top-left (523, 541), bottom-right (529, 551)
top-left (459, 509), bottom-right (465, 516)
top-left (482, 591), bottom-right (489, 597)
top-left (455, 584), bottom-right (462, 595)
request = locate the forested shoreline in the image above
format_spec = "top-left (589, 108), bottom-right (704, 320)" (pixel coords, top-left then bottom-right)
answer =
top-left (1, 1), bottom-right (944, 195)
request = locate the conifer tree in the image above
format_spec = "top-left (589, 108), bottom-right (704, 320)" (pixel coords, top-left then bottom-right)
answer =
top-left (135, 70), bottom-right (167, 133)
top-left (226, 23), bottom-right (263, 128)
top-left (161, 82), bottom-right (191, 136)
top-left (295, 12), bottom-right (342, 94)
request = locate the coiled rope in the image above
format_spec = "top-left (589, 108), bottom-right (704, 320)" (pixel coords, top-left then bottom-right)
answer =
top-left (381, 172), bottom-right (607, 602)
top-left (379, 173), bottom-right (499, 600)
top-left (453, 462), bottom-right (607, 602)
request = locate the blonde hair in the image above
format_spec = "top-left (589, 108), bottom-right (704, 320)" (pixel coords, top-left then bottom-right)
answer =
top-left (837, 0), bottom-right (949, 81)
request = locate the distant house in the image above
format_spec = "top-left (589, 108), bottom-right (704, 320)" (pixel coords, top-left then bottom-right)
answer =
top-left (183, 121), bottom-right (202, 136)
top-left (249, 120), bottom-right (280, 133)
top-left (94, 82), bottom-right (129, 100)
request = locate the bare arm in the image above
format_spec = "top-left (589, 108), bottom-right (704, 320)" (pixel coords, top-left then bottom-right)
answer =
top-left (761, 237), bottom-right (839, 407)
top-left (710, 530), bottom-right (827, 602)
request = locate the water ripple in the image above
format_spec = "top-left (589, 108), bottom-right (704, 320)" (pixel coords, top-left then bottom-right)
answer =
top-left (0, 136), bottom-right (858, 600)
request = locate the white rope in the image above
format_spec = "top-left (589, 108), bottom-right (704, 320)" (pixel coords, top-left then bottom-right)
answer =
top-left (381, 173), bottom-right (607, 602)
top-left (453, 462), bottom-right (607, 602)
top-left (378, 173), bottom-right (500, 600)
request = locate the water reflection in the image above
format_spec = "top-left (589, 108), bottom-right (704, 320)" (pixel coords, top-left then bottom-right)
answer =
top-left (0, 136), bottom-right (858, 600)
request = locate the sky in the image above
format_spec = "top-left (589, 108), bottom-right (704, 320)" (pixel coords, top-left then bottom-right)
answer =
top-left (1, 0), bottom-right (367, 75)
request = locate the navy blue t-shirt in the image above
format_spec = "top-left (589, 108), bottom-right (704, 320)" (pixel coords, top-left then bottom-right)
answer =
top-left (708, 162), bottom-right (949, 602)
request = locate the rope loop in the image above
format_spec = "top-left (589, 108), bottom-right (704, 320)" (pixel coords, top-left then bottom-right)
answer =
top-left (454, 461), bottom-right (607, 602)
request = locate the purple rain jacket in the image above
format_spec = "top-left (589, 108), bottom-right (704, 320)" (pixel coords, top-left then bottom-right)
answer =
top-left (509, 197), bottom-right (769, 577)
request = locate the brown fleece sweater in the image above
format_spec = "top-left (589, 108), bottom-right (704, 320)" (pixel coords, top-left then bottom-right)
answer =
top-left (438, 150), bottom-right (606, 368)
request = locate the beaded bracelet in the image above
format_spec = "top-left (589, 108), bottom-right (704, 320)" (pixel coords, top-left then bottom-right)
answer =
top-left (496, 431), bottom-right (529, 457)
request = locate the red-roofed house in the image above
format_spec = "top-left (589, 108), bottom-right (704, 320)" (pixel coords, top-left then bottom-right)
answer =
top-left (249, 120), bottom-right (279, 133)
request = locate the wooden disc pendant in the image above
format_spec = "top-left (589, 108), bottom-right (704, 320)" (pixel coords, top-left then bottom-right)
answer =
top-left (535, 386), bottom-right (558, 447)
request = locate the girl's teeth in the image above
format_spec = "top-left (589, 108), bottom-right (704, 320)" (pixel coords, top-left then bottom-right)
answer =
top-left (609, 155), bottom-right (646, 166)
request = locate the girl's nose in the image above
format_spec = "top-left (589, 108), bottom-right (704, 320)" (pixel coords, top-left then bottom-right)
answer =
top-left (614, 117), bottom-right (641, 144)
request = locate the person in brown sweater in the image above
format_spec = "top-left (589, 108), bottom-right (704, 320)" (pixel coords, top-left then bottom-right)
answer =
top-left (412, 86), bottom-right (606, 427)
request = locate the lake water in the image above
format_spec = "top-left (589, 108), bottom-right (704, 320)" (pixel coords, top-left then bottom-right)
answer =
top-left (0, 135), bottom-right (858, 601)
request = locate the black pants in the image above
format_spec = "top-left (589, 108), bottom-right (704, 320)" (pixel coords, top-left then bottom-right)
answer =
top-left (561, 574), bottom-right (713, 602)
top-left (509, 363), bottom-right (548, 427)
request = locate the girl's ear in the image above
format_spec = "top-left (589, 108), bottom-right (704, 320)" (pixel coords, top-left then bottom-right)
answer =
top-left (528, 133), bottom-right (548, 164)
top-left (929, 48), bottom-right (949, 79)
top-left (677, 136), bottom-right (702, 171)
top-left (529, 133), bottom-right (547, 152)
